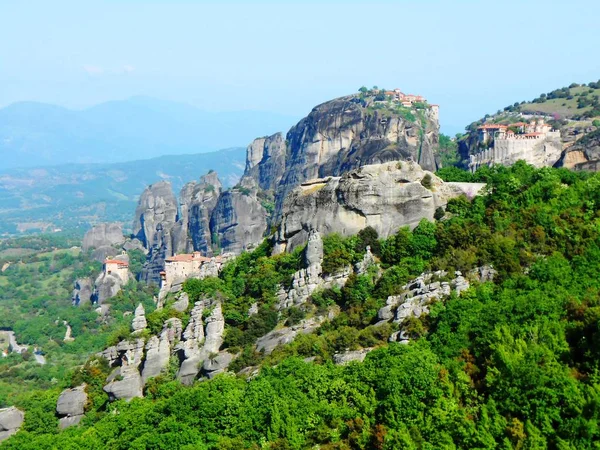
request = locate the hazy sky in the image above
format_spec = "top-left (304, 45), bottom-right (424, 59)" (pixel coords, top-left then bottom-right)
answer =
top-left (1, 0), bottom-right (599, 134)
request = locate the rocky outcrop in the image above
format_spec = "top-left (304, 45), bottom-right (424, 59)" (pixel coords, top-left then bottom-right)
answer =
top-left (245, 133), bottom-right (287, 192)
top-left (133, 181), bottom-right (179, 283)
top-left (379, 267), bottom-right (495, 344)
top-left (83, 223), bottom-right (126, 261)
top-left (209, 177), bottom-right (268, 254)
top-left (141, 317), bottom-right (182, 383)
top-left (272, 95), bottom-right (439, 218)
top-left (56, 385), bottom-right (87, 429)
top-left (131, 304), bottom-right (147, 334)
top-left (0, 407), bottom-right (24, 441)
top-left (72, 277), bottom-right (93, 306)
top-left (202, 351), bottom-right (234, 379)
top-left (174, 172), bottom-right (223, 255)
top-left (556, 128), bottom-right (600, 171)
top-left (333, 348), bottom-right (373, 365)
top-left (92, 267), bottom-right (132, 304)
top-left (275, 161), bottom-right (462, 253)
top-left (176, 300), bottom-right (226, 384)
top-left (256, 316), bottom-right (325, 355)
top-left (102, 338), bottom-right (145, 401)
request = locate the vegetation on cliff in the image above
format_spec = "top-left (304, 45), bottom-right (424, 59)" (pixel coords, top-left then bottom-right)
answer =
top-left (5, 162), bottom-right (600, 448)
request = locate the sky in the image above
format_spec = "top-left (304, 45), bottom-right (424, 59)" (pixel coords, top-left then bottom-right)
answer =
top-left (1, 0), bottom-right (599, 134)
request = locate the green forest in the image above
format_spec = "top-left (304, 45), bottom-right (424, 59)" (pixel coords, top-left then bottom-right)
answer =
top-left (5, 162), bottom-right (600, 448)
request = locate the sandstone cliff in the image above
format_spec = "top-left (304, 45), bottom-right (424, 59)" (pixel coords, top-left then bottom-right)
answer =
top-left (82, 223), bottom-right (126, 262)
top-left (271, 95), bottom-right (439, 218)
top-left (556, 128), bottom-right (600, 170)
top-left (133, 181), bottom-right (179, 283)
top-left (209, 177), bottom-right (268, 254)
top-left (274, 161), bottom-right (471, 253)
top-left (173, 171), bottom-right (223, 255)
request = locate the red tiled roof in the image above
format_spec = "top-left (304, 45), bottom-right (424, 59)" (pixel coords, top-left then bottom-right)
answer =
top-left (478, 124), bottom-right (508, 129)
top-left (165, 253), bottom-right (212, 263)
top-left (104, 259), bottom-right (129, 266)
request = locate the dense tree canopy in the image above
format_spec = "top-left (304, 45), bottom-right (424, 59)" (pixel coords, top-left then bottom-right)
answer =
top-left (6, 162), bottom-right (600, 448)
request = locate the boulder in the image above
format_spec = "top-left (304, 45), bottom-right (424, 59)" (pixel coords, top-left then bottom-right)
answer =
top-left (141, 335), bottom-right (171, 383)
top-left (171, 292), bottom-right (189, 313)
top-left (56, 385), bottom-right (87, 429)
top-left (333, 348), bottom-right (373, 365)
top-left (0, 407), bottom-right (24, 441)
top-left (256, 317), bottom-right (324, 355)
top-left (202, 351), bottom-right (234, 379)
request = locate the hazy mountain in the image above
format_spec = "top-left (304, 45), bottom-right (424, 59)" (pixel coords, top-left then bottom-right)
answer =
top-left (0, 97), bottom-right (298, 170)
top-left (0, 147), bottom-right (246, 235)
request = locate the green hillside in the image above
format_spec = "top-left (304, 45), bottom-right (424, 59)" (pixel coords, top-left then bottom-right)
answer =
top-left (0, 234), bottom-right (156, 406)
top-left (5, 163), bottom-right (600, 448)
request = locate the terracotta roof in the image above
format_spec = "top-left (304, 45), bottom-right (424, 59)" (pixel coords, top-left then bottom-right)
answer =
top-left (511, 122), bottom-right (527, 126)
top-left (104, 259), bottom-right (129, 266)
top-left (165, 253), bottom-right (212, 263)
top-left (478, 124), bottom-right (508, 129)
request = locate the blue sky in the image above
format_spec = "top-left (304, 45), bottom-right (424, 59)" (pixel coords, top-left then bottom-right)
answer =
top-left (1, 0), bottom-right (599, 134)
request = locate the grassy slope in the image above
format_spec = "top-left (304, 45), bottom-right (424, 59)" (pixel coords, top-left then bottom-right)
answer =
top-left (519, 85), bottom-right (600, 117)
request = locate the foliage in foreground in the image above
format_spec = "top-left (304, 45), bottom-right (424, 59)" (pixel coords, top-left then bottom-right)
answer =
top-left (6, 162), bottom-right (600, 448)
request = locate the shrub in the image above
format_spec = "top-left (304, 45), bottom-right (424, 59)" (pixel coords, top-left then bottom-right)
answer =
top-left (421, 174), bottom-right (433, 190)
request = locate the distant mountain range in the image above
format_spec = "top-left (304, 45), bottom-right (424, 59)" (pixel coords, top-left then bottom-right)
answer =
top-left (0, 147), bottom-right (247, 235)
top-left (0, 96), bottom-right (298, 170)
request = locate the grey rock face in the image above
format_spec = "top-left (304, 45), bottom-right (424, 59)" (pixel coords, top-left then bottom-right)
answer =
top-left (202, 351), bottom-right (234, 378)
top-left (209, 177), bottom-right (267, 254)
top-left (557, 129), bottom-right (600, 171)
top-left (0, 407), bottom-right (24, 441)
top-left (141, 334), bottom-right (171, 383)
top-left (175, 300), bottom-right (226, 385)
top-left (245, 133), bottom-right (287, 192)
top-left (92, 271), bottom-right (130, 304)
top-left (102, 338), bottom-right (145, 401)
top-left (277, 230), bottom-right (324, 309)
top-left (273, 96), bottom-right (439, 218)
top-left (72, 277), bottom-right (93, 306)
top-left (56, 385), bottom-right (87, 429)
top-left (172, 292), bottom-right (189, 313)
top-left (333, 348), bottom-right (373, 365)
top-left (203, 303), bottom-right (224, 354)
top-left (131, 303), bottom-right (147, 333)
top-left (83, 223), bottom-right (126, 258)
top-left (275, 161), bottom-right (460, 253)
top-left (174, 172), bottom-right (223, 255)
top-left (133, 181), bottom-right (179, 283)
top-left (256, 316), bottom-right (325, 355)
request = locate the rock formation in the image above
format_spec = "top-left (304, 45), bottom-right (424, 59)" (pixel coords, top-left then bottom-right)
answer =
top-left (274, 161), bottom-right (466, 252)
top-left (256, 316), bottom-right (326, 355)
top-left (556, 128), bottom-right (600, 170)
top-left (272, 95), bottom-right (439, 218)
top-left (92, 255), bottom-right (133, 304)
top-left (183, 172), bottom-right (223, 255)
top-left (72, 277), bottom-right (93, 306)
top-left (209, 177), bottom-right (268, 254)
top-left (102, 338), bottom-right (145, 401)
top-left (56, 385), bottom-right (87, 429)
top-left (244, 133), bottom-right (287, 192)
top-left (131, 304), bottom-right (147, 334)
top-left (133, 181), bottom-right (179, 283)
top-left (82, 223), bottom-right (126, 262)
top-left (0, 407), bottom-right (24, 441)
